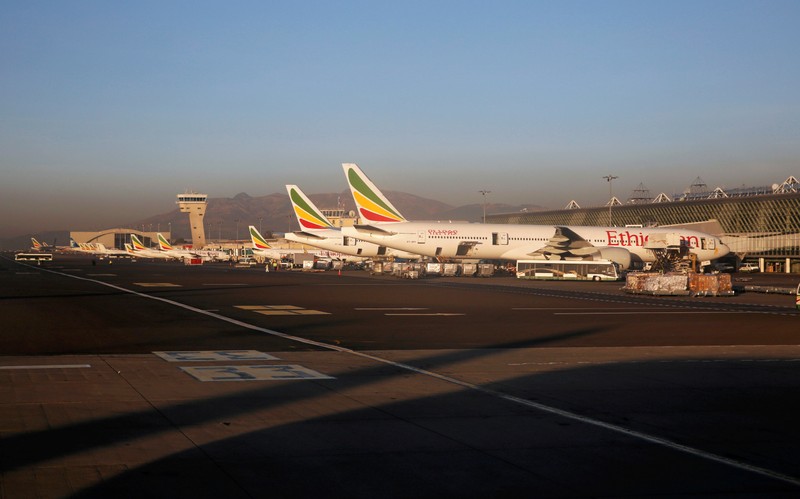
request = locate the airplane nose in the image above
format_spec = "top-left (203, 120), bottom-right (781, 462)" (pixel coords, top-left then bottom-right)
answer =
top-left (718, 240), bottom-right (731, 258)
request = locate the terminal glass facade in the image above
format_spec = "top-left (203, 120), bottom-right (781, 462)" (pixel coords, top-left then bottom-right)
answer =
top-left (487, 192), bottom-right (800, 260)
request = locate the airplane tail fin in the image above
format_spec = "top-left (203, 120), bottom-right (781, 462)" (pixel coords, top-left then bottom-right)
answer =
top-left (124, 243), bottom-right (135, 254)
top-left (69, 237), bottom-right (80, 249)
top-left (157, 233), bottom-right (173, 251)
top-left (342, 163), bottom-right (407, 223)
top-left (286, 185), bottom-right (336, 231)
top-left (31, 237), bottom-right (42, 249)
top-left (130, 234), bottom-right (147, 251)
top-left (249, 225), bottom-right (272, 250)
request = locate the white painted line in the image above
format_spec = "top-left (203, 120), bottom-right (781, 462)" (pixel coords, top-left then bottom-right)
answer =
top-left (36, 265), bottom-right (800, 488)
top-left (0, 364), bottom-right (91, 370)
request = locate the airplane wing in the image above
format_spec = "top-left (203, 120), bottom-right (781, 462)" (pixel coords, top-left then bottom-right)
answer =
top-left (292, 230), bottom-right (327, 241)
top-left (530, 226), bottom-right (601, 259)
top-left (352, 224), bottom-right (398, 236)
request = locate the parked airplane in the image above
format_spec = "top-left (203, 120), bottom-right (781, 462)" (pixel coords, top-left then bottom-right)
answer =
top-left (68, 238), bottom-right (98, 254)
top-left (250, 224), bottom-right (347, 261)
top-left (285, 184), bottom-right (419, 260)
top-left (340, 163), bottom-right (730, 269)
top-left (156, 233), bottom-right (230, 262)
top-left (248, 225), bottom-right (290, 260)
top-left (130, 234), bottom-right (175, 260)
top-left (92, 243), bottom-right (131, 258)
top-left (30, 237), bottom-right (50, 251)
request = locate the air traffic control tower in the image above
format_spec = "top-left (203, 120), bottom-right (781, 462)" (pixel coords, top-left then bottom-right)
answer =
top-left (177, 192), bottom-right (207, 248)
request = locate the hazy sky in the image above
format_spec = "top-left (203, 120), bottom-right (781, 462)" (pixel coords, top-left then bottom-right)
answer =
top-left (2, 1), bottom-right (799, 237)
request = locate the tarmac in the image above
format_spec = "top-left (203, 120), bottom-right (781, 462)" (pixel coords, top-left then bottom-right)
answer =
top-left (2, 253), bottom-right (800, 498)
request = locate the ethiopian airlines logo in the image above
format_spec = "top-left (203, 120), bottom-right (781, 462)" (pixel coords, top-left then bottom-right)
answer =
top-left (131, 235), bottom-right (147, 251)
top-left (346, 167), bottom-right (405, 223)
top-left (249, 227), bottom-right (271, 250)
top-left (158, 234), bottom-right (174, 251)
top-left (289, 188), bottom-right (334, 230)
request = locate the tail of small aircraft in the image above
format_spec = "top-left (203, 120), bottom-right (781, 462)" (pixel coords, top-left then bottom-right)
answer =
top-left (249, 225), bottom-right (272, 250)
top-left (286, 185), bottom-right (336, 231)
top-left (157, 233), bottom-right (174, 251)
top-left (342, 163), bottom-right (407, 224)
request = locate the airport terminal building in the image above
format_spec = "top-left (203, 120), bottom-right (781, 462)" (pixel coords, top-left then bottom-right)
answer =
top-left (487, 176), bottom-right (800, 273)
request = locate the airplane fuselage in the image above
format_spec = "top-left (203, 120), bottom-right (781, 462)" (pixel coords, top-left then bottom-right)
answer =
top-left (342, 222), bottom-right (729, 265)
top-left (285, 230), bottom-right (418, 260)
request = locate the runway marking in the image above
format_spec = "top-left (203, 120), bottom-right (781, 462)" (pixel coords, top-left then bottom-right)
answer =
top-left (180, 365), bottom-right (333, 381)
top-left (32, 264), bottom-right (800, 488)
top-left (236, 305), bottom-right (330, 316)
top-left (154, 350), bottom-right (278, 362)
top-left (256, 309), bottom-right (329, 316)
top-left (134, 282), bottom-right (182, 287)
top-left (0, 364), bottom-right (91, 370)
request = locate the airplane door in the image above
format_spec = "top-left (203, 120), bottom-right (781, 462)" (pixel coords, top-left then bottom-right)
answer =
top-left (417, 230), bottom-right (426, 244)
top-left (492, 232), bottom-right (509, 245)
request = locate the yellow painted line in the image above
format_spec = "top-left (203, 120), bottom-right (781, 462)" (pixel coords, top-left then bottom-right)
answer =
top-left (240, 305), bottom-right (330, 316)
top-left (255, 309), bottom-right (329, 316)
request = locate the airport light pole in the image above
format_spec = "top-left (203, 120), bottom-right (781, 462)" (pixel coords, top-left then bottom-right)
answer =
top-left (479, 190), bottom-right (491, 223)
top-left (603, 175), bottom-right (618, 226)
top-left (234, 219), bottom-right (240, 243)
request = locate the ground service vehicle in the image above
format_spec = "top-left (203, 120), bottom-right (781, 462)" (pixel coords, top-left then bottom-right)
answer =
top-left (515, 259), bottom-right (621, 281)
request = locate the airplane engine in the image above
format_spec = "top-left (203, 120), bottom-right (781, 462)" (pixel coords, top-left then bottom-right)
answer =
top-left (597, 247), bottom-right (633, 270)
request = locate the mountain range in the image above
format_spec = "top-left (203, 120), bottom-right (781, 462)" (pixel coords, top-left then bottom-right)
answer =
top-left (1, 191), bottom-right (544, 249)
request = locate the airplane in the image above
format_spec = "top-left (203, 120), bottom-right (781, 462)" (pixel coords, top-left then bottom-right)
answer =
top-left (68, 238), bottom-right (98, 254)
top-left (248, 225), bottom-right (290, 260)
top-left (340, 163), bottom-right (731, 269)
top-left (156, 233), bottom-right (230, 262)
top-left (31, 237), bottom-right (73, 253)
top-left (30, 237), bottom-right (50, 251)
top-left (129, 234), bottom-right (176, 260)
top-left (92, 242), bottom-right (131, 258)
top-left (285, 184), bottom-right (420, 260)
top-left (249, 224), bottom-right (347, 263)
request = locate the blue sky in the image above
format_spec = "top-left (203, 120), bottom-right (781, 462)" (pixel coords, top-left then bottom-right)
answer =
top-left (2, 1), bottom-right (799, 236)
